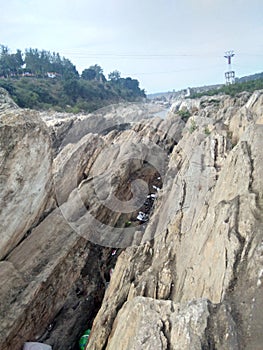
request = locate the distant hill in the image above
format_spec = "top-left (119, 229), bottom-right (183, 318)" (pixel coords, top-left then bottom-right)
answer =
top-left (148, 71), bottom-right (263, 100)
top-left (147, 84), bottom-right (223, 100)
top-left (236, 71), bottom-right (263, 83)
top-left (147, 84), bottom-right (223, 101)
top-left (0, 44), bottom-right (146, 113)
top-left (0, 76), bottom-right (146, 113)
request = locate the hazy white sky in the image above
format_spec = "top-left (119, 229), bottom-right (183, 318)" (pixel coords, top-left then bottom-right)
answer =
top-left (1, 0), bottom-right (262, 93)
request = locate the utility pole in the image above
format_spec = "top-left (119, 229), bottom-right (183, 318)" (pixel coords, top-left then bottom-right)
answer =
top-left (224, 50), bottom-right (235, 85)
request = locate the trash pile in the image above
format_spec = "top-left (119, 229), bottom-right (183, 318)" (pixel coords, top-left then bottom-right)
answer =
top-left (136, 211), bottom-right (149, 222)
top-left (135, 175), bottom-right (162, 223)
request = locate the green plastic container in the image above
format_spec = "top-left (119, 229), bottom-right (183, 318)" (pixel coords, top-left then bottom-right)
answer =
top-left (79, 329), bottom-right (91, 350)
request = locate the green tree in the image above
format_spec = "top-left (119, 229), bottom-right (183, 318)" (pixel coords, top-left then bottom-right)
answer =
top-left (60, 57), bottom-right (79, 79)
top-left (88, 64), bottom-right (106, 82)
top-left (0, 45), bottom-right (10, 77)
top-left (0, 45), bottom-right (24, 77)
top-left (13, 49), bottom-right (24, 74)
top-left (24, 48), bottom-right (78, 78)
top-left (81, 68), bottom-right (96, 80)
top-left (50, 52), bottom-right (63, 73)
top-left (118, 77), bottom-right (146, 98)
top-left (62, 79), bottom-right (81, 102)
top-left (24, 48), bottom-right (42, 75)
top-left (108, 70), bottom-right (121, 81)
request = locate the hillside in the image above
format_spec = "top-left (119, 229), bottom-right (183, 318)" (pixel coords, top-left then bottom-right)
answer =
top-left (237, 71), bottom-right (263, 83)
top-left (0, 77), bottom-right (146, 113)
top-left (190, 76), bottom-right (263, 98)
top-left (0, 87), bottom-right (263, 349)
top-left (0, 45), bottom-right (146, 113)
top-left (148, 72), bottom-right (263, 101)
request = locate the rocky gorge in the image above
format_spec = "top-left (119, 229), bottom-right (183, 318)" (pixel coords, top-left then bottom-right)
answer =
top-left (0, 87), bottom-right (262, 349)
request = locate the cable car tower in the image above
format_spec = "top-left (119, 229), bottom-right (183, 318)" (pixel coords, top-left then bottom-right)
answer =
top-left (224, 51), bottom-right (235, 85)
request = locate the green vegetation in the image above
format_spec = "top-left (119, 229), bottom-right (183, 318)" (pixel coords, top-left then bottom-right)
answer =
top-left (124, 220), bottom-right (132, 227)
top-left (178, 108), bottom-right (191, 122)
top-left (0, 44), bottom-right (145, 113)
top-left (204, 126), bottom-right (211, 136)
top-left (189, 119), bottom-right (197, 133)
top-left (190, 78), bottom-right (263, 99)
top-left (237, 72), bottom-right (263, 83)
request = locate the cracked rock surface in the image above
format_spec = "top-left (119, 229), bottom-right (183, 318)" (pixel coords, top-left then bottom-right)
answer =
top-left (0, 89), bottom-right (263, 350)
top-left (87, 92), bottom-right (263, 350)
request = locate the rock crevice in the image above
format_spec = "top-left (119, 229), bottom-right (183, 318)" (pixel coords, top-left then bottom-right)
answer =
top-left (0, 89), bottom-right (263, 349)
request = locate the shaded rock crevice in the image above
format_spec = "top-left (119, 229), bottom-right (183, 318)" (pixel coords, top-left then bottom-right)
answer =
top-left (86, 91), bottom-right (263, 350)
top-left (1, 89), bottom-right (263, 350)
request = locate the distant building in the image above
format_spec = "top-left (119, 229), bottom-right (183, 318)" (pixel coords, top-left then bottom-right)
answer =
top-left (47, 72), bottom-right (59, 79)
top-left (22, 72), bottom-right (35, 77)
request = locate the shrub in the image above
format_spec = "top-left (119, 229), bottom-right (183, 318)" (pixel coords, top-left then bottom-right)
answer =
top-left (189, 119), bottom-right (197, 133)
top-left (178, 108), bottom-right (191, 122)
top-left (204, 126), bottom-right (211, 135)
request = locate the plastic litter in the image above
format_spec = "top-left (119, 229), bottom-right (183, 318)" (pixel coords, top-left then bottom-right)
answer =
top-left (79, 329), bottom-right (91, 350)
top-left (111, 249), bottom-right (117, 256)
top-left (23, 343), bottom-right (52, 350)
top-left (152, 185), bottom-right (160, 191)
top-left (125, 220), bottom-right (132, 227)
top-left (147, 194), bottom-right (156, 199)
top-left (137, 211), bottom-right (148, 222)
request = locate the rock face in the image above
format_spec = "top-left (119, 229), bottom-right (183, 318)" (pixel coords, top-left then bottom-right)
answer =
top-left (1, 209), bottom-right (87, 350)
top-left (0, 87), bottom-right (19, 111)
top-left (86, 92), bottom-right (263, 350)
top-left (40, 102), bottom-right (167, 152)
top-left (107, 297), bottom-right (210, 350)
top-left (106, 297), bottom-right (240, 350)
top-left (0, 103), bottom-right (52, 259)
top-left (0, 88), bottom-right (263, 350)
top-left (0, 92), bottom-right (178, 350)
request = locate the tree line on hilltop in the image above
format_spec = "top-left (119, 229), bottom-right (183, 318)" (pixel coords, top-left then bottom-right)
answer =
top-left (0, 45), bottom-right (146, 112)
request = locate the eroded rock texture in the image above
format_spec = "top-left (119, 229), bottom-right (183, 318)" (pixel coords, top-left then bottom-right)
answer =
top-left (0, 88), bottom-right (263, 350)
top-left (0, 92), bottom-right (176, 350)
top-left (0, 102), bottom-right (52, 259)
top-left (87, 93), bottom-right (263, 350)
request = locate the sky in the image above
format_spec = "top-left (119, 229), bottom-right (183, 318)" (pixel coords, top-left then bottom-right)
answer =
top-left (1, 0), bottom-right (262, 93)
